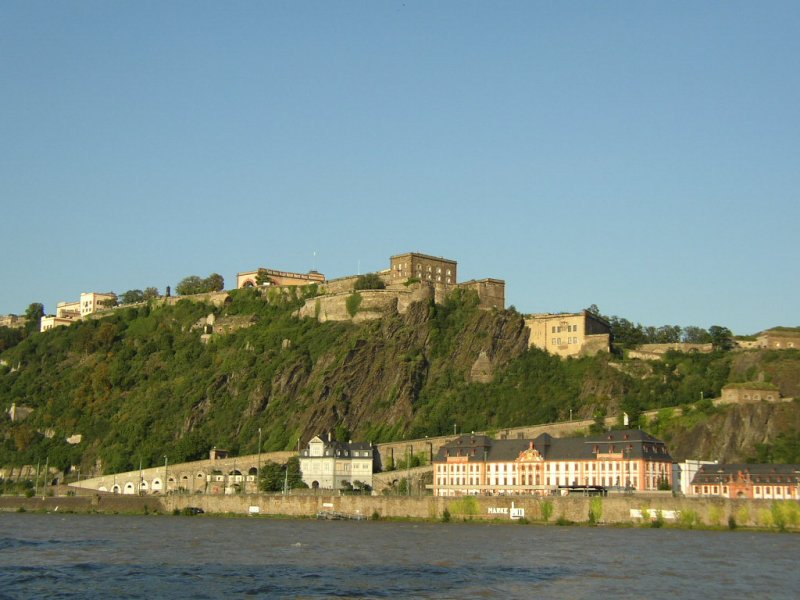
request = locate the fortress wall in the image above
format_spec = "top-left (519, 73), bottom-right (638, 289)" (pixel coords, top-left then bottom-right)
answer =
top-left (297, 290), bottom-right (403, 323)
top-left (320, 276), bottom-right (360, 295)
top-left (155, 291), bottom-right (231, 308)
top-left (581, 333), bottom-right (611, 356)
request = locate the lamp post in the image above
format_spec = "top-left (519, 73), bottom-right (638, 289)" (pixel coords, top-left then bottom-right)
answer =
top-left (163, 455), bottom-right (168, 495)
top-left (42, 456), bottom-right (49, 500)
top-left (257, 427), bottom-right (262, 493)
top-left (407, 445), bottom-right (413, 497)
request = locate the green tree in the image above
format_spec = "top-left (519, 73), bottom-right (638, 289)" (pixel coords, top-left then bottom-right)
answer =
top-left (607, 316), bottom-right (647, 349)
top-left (0, 326), bottom-right (23, 352)
top-left (353, 273), bottom-right (386, 291)
top-left (259, 461), bottom-right (285, 492)
top-left (176, 276), bottom-right (205, 295)
top-left (120, 290), bottom-right (144, 304)
top-left (205, 273), bottom-right (224, 292)
top-left (24, 302), bottom-right (45, 332)
top-left (709, 325), bottom-right (734, 351)
top-left (255, 269), bottom-right (274, 286)
top-left (285, 456), bottom-right (307, 490)
top-left (682, 326), bottom-right (711, 344)
top-left (142, 287), bottom-right (160, 300)
top-left (99, 295), bottom-right (118, 309)
top-left (589, 406), bottom-right (607, 434)
top-left (176, 274), bottom-right (224, 295)
top-left (655, 325), bottom-right (682, 343)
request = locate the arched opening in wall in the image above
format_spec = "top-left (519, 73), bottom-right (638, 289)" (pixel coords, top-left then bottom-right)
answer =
top-left (140, 480), bottom-right (149, 492)
top-left (181, 475), bottom-right (190, 490)
top-left (98, 486), bottom-right (108, 492)
top-left (737, 491), bottom-right (745, 498)
top-left (197, 472), bottom-right (205, 480)
top-left (152, 478), bottom-right (163, 492)
top-left (248, 467), bottom-right (258, 476)
top-left (112, 484), bottom-right (121, 494)
top-left (243, 280), bottom-right (255, 288)
top-left (224, 295), bottom-right (233, 305)
top-left (312, 481), bottom-right (319, 489)
top-left (123, 482), bottom-right (135, 495)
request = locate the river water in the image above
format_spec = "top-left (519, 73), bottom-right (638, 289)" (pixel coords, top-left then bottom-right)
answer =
top-left (0, 513), bottom-right (798, 599)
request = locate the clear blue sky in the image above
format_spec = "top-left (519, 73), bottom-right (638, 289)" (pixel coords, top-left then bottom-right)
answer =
top-left (1, 2), bottom-right (798, 334)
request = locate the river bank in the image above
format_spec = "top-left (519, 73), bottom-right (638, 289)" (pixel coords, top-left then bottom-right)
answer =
top-left (2, 493), bottom-right (799, 531)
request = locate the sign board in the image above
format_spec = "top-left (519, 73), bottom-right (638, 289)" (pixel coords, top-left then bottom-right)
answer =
top-left (248, 506), bottom-right (260, 514)
top-left (630, 508), bottom-right (679, 520)
top-left (488, 502), bottom-right (525, 520)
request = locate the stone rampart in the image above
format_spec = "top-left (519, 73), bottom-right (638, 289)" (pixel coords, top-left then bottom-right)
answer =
top-left (297, 285), bottom-right (433, 323)
top-left (319, 276), bottom-right (360, 295)
top-left (155, 291), bottom-right (231, 308)
top-left (628, 343), bottom-right (713, 360)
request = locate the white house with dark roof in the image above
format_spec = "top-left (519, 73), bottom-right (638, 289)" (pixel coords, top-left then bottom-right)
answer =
top-left (298, 434), bottom-right (376, 491)
top-left (689, 463), bottom-right (800, 500)
top-left (432, 429), bottom-right (673, 497)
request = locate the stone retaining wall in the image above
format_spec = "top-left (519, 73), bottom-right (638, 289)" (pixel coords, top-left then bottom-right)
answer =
top-left (3, 494), bottom-right (796, 530)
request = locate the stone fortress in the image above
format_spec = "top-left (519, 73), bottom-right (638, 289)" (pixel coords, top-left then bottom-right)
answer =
top-left (20, 249), bottom-right (800, 360)
top-left (241, 251), bottom-right (608, 357)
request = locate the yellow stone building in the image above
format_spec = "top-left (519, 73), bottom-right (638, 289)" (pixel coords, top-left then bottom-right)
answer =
top-left (389, 252), bottom-right (457, 285)
top-left (236, 268), bottom-right (325, 289)
top-left (524, 310), bottom-right (611, 358)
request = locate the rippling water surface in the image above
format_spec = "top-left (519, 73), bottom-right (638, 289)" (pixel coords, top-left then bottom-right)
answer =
top-left (0, 513), bottom-right (798, 599)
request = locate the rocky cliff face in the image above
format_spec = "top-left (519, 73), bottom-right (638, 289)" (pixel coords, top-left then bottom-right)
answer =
top-left (271, 299), bottom-right (530, 442)
top-left (666, 402), bottom-right (800, 462)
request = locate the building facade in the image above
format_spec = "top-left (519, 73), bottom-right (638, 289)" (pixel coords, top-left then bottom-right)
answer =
top-left (298, 434), bottom-right (376, 491)
top-left (79, 292), bottom-right (116, 316)
top-left (433, 429), bottom-right (672, 497)
top-left (689, 464), bottom-right (800, 500)
top-left (756, 328), bottom-right (800, 350)
top-left (525, 310), bottom-right (611, 358)
top-left (56, 301), bottom-right (81, 319)
top-left (40, 316), bottom-right (77, 332)
top-left (236, 268), bottom-right (325, 289)
top-left (389, 252), bottom-right (457, 285)
top-left (40, 292), bottom-right (117, 332)
top-left (459, 278), bottom-right (505, 310)
top-left (718, 383), bottom-right (781, 405)
top-left (0, 315), bottom-right (24, 329)
top-left (672, 460), bottom-right (718, 496)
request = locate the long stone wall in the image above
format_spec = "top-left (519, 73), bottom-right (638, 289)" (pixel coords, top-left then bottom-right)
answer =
top-left (4, 493), bottom-right (796, 530)
top-left (73, 451), bottom-right (294, 495)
